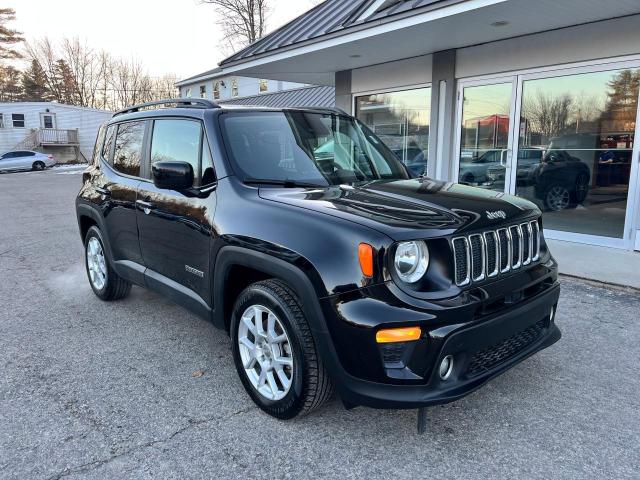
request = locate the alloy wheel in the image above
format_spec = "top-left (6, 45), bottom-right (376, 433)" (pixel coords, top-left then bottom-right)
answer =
top-left (546, 186), bottom-right (570, 211)
top-left (237, 304), bottom-right (294, 401)
top-left (86, 237), bottom-right (107, 290)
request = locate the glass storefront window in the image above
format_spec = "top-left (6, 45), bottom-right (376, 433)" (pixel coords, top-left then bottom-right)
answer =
top-left (517, 68), bottom-right (639, 239)
top-left (355, 87), bottom-right (431, 176)
top-left (458, 83), bottom-right (513, 191)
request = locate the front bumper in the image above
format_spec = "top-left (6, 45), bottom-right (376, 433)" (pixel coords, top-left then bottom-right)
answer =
top-left (315, 263), bottom-right (561, 409)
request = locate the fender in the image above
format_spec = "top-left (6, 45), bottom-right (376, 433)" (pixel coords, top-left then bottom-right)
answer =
top-left (212, 245), bottom-right (356, 390)
top-left (76, 201), bottom-right (145, 286)
top-left (212, 245), bottom-right (328, 331)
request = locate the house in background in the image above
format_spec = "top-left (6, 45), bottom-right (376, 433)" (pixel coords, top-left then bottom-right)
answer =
top-left (0, 102), bottom-right (111, 163)
top-left (213, 0), bottom-right (640, 255)
top-left (175, 67), bottom-right (310, 102)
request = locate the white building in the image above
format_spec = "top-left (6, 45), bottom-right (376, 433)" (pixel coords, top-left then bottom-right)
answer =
top-left (0, 102), bottom-right (112, 162)
top-left (175, 67), bottom-right (307, 102)
top-left (213, 0), bottom-right (640, 259)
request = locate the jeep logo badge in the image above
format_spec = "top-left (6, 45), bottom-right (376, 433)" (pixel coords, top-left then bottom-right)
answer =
top-left (486, 210), bottom-right (507, 220)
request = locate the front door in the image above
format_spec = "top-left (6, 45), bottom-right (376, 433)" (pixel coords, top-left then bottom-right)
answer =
top-left (40, 113), bottom-right (56, 129)
top-left (455, 78), bottom-right (517, 193)
top-left (136, 118), bottom-right (216, 307)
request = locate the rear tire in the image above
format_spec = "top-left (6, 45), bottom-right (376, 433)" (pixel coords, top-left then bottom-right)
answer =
top-left (230, 279), bottom-right (333, 419)
top-left (32, 161), bottom-right (45, 171)
top-left (84, 226), bottom-right (131, 301)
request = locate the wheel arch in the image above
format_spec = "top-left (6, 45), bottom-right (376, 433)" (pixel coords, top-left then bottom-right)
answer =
top-left (212, 246), bottom-right (327, 335)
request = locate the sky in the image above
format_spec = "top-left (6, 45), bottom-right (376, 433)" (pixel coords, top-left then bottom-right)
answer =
top-left (6, 0), bottom-right (320, 79)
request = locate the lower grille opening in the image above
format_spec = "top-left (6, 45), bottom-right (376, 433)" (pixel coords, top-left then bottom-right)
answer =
top-left (466, 319), bottom-right (547, 377)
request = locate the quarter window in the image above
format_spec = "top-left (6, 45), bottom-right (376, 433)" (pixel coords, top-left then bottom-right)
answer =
top-left (151, 119), bottom-right (202, 185)
top-left (12, 114), bottom-right (25, 128)
top-left (102, 125), bottom-right (116, 162)
top-left (113, 121), bottom-right (145, 177)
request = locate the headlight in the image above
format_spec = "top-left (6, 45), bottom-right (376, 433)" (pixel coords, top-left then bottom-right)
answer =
top-left (394, 241), bottom-right (429, 283)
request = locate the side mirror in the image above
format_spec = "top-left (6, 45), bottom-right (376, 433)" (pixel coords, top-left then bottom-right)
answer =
top-left (152, 161), bottom-right (194, 190)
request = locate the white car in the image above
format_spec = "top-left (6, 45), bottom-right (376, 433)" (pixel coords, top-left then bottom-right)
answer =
top-left (0, 150), bottom-right (57, 172)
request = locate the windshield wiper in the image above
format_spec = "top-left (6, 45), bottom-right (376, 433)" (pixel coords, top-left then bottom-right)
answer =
top-left (243, 178), bottom-right (326, 188)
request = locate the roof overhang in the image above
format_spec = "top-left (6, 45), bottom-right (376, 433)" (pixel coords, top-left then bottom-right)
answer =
top-left (218, 0), bottom-right (640, 85)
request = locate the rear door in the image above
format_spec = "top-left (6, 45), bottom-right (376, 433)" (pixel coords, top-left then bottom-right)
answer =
top-left (98, 121), bottom-right (146, 267)
top-left (136, 118), bottom-right (216, 308)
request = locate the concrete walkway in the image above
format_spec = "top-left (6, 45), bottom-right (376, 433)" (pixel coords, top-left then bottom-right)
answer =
top-left (548, 239), bottom-right (640, 289)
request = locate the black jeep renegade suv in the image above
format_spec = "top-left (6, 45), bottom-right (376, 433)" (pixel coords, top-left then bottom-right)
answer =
top-left (76, 99), bottom-right (561, 420)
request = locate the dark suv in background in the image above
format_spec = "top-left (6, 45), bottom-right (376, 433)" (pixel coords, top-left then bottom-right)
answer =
top-left (76, 99), bottom-right (561, 423)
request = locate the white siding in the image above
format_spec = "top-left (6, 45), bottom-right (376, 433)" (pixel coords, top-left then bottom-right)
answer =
top-left (351, 55), bottom-right (433, 94)
top-left (179, 76), bottom-right (307, 101)
top-left (456, 15), bottom-right (640, 79)
top-left (0, 103), bottom-right (111, 159)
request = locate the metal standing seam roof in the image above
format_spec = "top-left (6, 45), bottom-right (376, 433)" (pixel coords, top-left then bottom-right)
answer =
top-left (217, 85), bottom-right (335, 108)
top-left (220, 0), bottom-right (449, 66)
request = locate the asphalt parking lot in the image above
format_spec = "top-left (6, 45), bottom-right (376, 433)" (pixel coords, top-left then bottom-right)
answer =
top-left (1, 167), bottom-right (639, 479)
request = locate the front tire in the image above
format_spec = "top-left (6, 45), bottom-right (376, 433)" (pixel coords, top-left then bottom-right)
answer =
top-left (84, 226), bottom-right (131, 301)
top-left (231, 279), bottom-right (333, 419)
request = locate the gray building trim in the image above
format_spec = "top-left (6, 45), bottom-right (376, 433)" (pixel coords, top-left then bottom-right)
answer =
top-left (429, 50), bottom-right (456, 180)
top-left (334, 70), bottom-right (353, 114)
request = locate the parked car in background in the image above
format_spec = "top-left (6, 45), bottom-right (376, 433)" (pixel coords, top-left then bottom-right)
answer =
top-left (459, 149), bottom-right (507, 186)
top-left (484, 148), bottom-right (590, 211)
top-left (0, 150), bottom-right (56, 173)
top-left (524, 150), bottom-right (590, 212)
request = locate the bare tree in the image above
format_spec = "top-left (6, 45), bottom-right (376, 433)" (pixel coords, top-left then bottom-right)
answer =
top-left (201, 0), bottom-right (269, 52)
top-left (522, 90), bottom-right (573, 143)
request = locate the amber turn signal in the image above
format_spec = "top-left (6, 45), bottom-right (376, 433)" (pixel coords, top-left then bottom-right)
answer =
top-left (358, 243), bottom-right (374, 277)
top-left (376, 326), bottom-right (422, 344)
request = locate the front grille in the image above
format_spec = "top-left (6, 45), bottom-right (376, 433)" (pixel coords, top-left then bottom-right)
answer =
top-left (466, 319), bottom-right (547, 377)
top-left (469, 234), bottom-right (485, 281)
top-left (484, 231), bottom-right (499, 277)
top-left (452, 220), bottom-right (541, 287)
top-left (452, 237), bottom-right (470, 286)
top-left (509, 225), bottom-right (521, 269)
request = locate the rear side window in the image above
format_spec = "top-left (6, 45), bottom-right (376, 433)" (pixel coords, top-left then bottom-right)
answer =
top-left (113, 121), bottom-right (145, 177)
top-left (151, 119), bottom-right (202, 185)
top-left (102, 125), bottom-right (116, 163)
top-left (93, 125), bottom-right (106, 165)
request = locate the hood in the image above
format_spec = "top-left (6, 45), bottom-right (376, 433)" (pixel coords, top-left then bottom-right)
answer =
top-left (258, 179), bottom-right (540, 241)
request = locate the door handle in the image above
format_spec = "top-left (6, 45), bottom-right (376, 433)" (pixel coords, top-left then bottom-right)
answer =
top-left (96, 186), bottom-right (111, 197)
top-left (136, 200), bottom-right (157, 215)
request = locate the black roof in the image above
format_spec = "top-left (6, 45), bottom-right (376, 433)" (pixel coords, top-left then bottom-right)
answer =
top-left (220, 0), bottom-right (449, 66)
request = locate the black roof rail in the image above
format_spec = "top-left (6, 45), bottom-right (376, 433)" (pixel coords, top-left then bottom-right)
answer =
top-left (287, 106), bottom-right (350, 116)
top-left (113, 98), bottom-right (220, 117)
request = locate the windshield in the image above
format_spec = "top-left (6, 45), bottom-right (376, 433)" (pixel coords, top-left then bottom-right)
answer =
top-left (220, 111), bottom-right (411, 186)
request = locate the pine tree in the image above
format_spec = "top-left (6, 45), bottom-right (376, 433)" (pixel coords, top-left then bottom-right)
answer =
top-left (0, 8), bottom-right (23, 60)
top-left (52, 59), bottom-right (77, 105)
top-left (21, 59), bottom-right (50, 101)
top-left (0, 64), bottom-right (22, 101)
